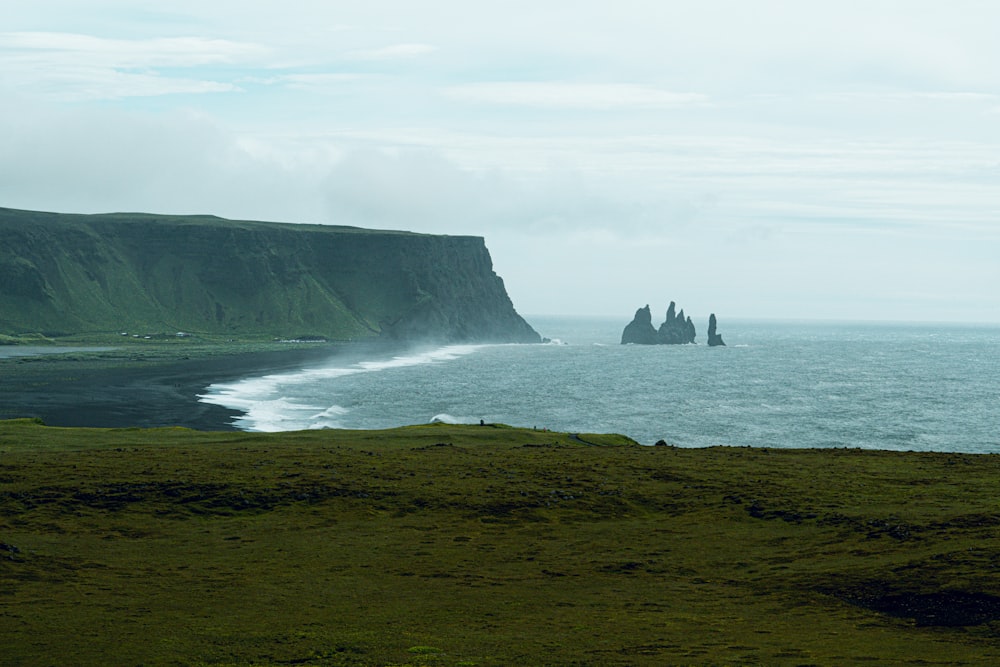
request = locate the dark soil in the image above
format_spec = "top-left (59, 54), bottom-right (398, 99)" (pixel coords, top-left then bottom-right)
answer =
top-left (840, 587), bottom-right (1000, 627)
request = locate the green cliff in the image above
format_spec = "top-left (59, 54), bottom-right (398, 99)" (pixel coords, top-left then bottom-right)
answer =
top-left (0, 208), bottom-right (540, 343)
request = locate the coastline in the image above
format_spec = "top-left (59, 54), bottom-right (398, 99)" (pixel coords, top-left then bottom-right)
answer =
top-left (0, 342), bottom-right (392, 431)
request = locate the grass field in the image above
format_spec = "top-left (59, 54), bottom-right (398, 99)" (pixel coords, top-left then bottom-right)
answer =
top-left (2, 418), bottom-right (1000, 665)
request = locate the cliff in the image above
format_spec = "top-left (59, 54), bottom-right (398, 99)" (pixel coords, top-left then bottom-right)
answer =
top-left (0, 208), bottom-right (540, 343)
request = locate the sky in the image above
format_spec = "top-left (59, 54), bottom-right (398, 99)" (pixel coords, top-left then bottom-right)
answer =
top-left (2, 1), bottom-right (999, 323)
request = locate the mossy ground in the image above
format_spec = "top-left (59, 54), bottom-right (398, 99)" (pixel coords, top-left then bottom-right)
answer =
top-left (2, 419), bottom-right (1000, 665)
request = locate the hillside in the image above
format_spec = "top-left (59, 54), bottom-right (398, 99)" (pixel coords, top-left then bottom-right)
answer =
top-left (0, 207), bottom-right (539, 343)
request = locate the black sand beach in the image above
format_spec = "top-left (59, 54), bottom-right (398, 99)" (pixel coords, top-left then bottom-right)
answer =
top-left (0, 343), bottom-right (385, 430)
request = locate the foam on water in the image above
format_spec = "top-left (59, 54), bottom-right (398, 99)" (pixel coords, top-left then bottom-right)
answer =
top-left (308, 405), bottom-right (351, 430)
top-left (199, 344), bottom-right (484, 431)
top-left (238, 398), bottom-right (326, 433)
top-left (430, 413), bottom-right (467, 424)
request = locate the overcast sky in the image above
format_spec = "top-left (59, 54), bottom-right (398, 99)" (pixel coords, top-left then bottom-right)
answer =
top-left (3, 2), bottom-right (999, 323)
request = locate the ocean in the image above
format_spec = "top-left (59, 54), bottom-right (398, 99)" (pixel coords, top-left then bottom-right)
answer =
top-left (199, 316), bottom-right (1000, 453)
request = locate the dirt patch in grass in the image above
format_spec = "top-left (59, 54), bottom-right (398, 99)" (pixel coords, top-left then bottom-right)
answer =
top-left (834, 585), bottom-right (1000, 627)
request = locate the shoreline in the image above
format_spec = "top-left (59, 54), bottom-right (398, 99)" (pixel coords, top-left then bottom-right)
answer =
top-left (0, 342), bottom-right (396, 431)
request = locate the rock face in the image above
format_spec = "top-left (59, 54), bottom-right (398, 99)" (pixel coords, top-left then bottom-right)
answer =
top-left (620, 301), bottom-right (719, 346)
top-left (707, 313), bottom-right (726, 347)
top-left (0, 207), bottom-right (540, 344)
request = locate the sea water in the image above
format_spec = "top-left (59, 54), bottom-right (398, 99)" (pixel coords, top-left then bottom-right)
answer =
top-left (199, 317), bottom-right (1000, 452)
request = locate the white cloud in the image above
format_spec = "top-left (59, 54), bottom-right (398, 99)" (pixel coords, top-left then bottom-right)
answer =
top-left (277, 73), bottom-right (371, 92)
top-left (0, 31), bottom-right (264, 100)
top-left (0, 103), bottom-right (330, 222)
top-left (320, 148), bottom-right (639, 235)
top-left (446, 82), bottom-right (709, 110)
top-left (0, 31), bottom-right (267, 67)
top-left (813, 91), bottom-right (1000, 105)
top-left (346, 43), bottom-right (437, 61)
top-left (3, 67), bottom-right (238, 102)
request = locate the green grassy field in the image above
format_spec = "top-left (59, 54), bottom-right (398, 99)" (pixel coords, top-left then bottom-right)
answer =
top-left (2, 418), bottom-right (1000, 665)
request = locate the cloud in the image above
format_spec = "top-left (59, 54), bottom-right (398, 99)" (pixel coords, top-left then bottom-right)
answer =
top-left (0, 31), bottom-right (266, 67)
top-left (319, 147), bottom-right (715, 242)
top-left (0, 102), bottom-right (330, 222)
top-left (275, 73), bottom-right (371, 93)
top-left (0, 31), bottom-right (264, 100)
top-left (445, 82), bottom-right (709, 110)
top-left (322, 148), bottom-right (575, 233)
top-left (28, 70), bottom-right (238, 101)
top-left (346, 43), bottom-right (437, 61)
top-left (813, 91), bottom-right (1000, 105)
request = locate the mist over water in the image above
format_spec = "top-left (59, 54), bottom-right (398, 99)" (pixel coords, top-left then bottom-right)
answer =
top-left (200, 317), bottom-right (1000, 452)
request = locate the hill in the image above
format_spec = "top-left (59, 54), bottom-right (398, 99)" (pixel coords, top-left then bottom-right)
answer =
top-left (0, 207), bottom-right (539, 343)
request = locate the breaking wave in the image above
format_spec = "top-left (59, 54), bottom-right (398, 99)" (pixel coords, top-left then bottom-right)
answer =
top-left (199, 345), bottom-right (483, 432)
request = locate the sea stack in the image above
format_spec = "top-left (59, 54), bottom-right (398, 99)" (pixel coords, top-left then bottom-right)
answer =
top-left (620, 305), bottom-right (659, 345)
top-left (658, 301), bottom-right (696, 344)
top-left (620, 300), bottom-right (703, 345)
top-left (707, 313), bottom-right (726, 347)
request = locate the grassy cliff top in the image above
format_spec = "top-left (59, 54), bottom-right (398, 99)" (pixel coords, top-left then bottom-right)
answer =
top-left (0, 206), bottom-right (451, 238)
top-left (3, 419), bottom-right (1000, 665)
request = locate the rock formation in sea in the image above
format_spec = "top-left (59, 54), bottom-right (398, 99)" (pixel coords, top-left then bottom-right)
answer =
top-left (0, 207), bottom-right (540, 344)
top-left (707, 313), bottom-right (726, 347)
top-left (620, 301), bottom-right (715, 345)
top-left (619, 305), bottom-right (659, 345)
top-left (658, 301), bottom-right (696, 344)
